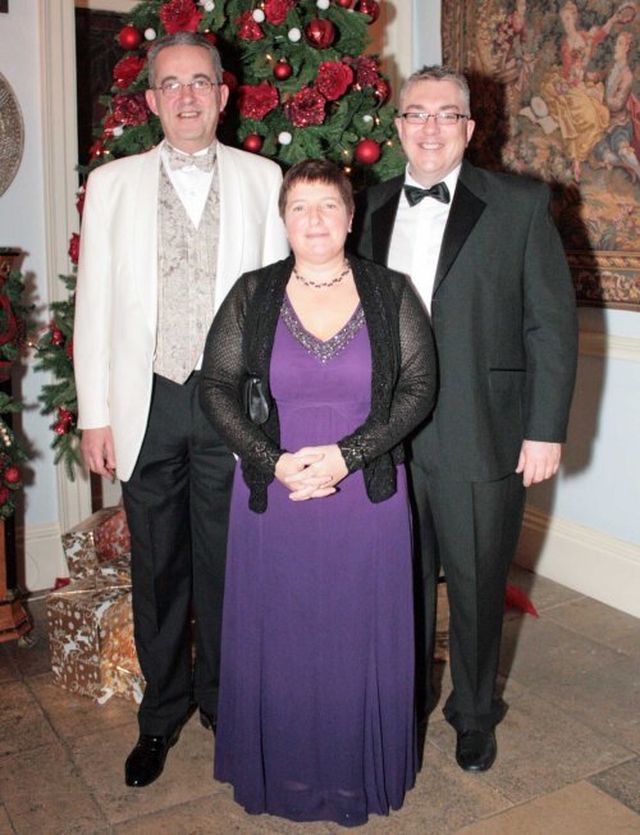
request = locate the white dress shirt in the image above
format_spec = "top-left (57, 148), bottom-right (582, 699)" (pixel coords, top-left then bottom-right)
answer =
top-left (160, 140), bottom-right (215, 228)
top-left (387, 164), bottom-right (461, 313)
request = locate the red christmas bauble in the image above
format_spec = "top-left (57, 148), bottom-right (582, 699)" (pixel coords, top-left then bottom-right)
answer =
top-left (3, 466), bottom-right (20, 485)
top-left (243, 134), bottom-right (264, 153)
top-left (305, 18), bottom-right (336, 49)
top-left (118, 25), bottom-right (142, 51)
top-left (335, 0), bottom-right (355, 7)
top-left (50, 327), bottom-right (64, 346)
top-left (273, 60), bottom-right (293, 81)
top-left (357, 0), bottom-right (380, 23)
top-left (354, 138), bottom-right (381, 164)
top-left (203, 31), bottom-right (218, 46)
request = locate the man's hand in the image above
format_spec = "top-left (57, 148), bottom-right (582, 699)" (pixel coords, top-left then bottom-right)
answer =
top-left (516, 440), bottom-right (562, 487)
top-left (80, 426), bottom-right (117, 479)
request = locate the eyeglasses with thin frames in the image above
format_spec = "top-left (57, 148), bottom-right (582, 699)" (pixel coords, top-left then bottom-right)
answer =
top-left (398, 112), bottom-right (470, 126)
top-left (153, 79), bottom-right (222, 98)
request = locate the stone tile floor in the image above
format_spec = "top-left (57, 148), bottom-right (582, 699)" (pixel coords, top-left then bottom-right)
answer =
top-left (0, 564), bottom-right (638, 834)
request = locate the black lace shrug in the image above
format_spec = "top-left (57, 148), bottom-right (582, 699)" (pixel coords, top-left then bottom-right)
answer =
top-left (199, 254), bottom-right (437, 512)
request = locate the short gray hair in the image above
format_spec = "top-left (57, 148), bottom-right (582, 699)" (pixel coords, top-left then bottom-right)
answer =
top-left (399, 65), bottom-right (471, 115)
top-left (147, 32), bottom-right (224, 86)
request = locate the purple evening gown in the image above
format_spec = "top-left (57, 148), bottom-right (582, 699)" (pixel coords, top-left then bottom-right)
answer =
top-left (214, 297), bottom-right (416, 827)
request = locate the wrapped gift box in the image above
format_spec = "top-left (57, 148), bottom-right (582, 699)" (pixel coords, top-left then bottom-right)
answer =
top-left (62, 507), bottom-right (131, 580)
top-left (99, 553), bottom-right (132, 586)
top-left (47, 579), bottom-right (144, 704)
top-left (99, 592), bottom-right (145, 705)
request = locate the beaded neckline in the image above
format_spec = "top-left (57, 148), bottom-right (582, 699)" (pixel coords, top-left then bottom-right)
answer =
top-left (281, 295), bottom-right (365, 365)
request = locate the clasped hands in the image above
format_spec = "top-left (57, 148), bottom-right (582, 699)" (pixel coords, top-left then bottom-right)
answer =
top-left (275, 444), bottom-right (349, 501)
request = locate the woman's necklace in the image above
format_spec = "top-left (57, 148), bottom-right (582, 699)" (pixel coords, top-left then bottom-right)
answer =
top-left (293, 259), bottom-right (350, 289)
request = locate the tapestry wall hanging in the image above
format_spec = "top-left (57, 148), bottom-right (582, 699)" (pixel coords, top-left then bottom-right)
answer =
top-left (443, 0), bottom-right (639, 309)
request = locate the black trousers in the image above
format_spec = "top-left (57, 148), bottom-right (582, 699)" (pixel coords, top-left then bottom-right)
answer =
top-left (410, 461), bottom-right (526, 732)
top-left (121, 373), bottom-right (235, 738)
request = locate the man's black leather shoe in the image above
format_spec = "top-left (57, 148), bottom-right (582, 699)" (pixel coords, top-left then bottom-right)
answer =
top-left (199, 710), bottom-right (217, 734)
top-left (125, 730), bottom-right (179, 787)
top-left (455, 729), bottom-right (497, 772)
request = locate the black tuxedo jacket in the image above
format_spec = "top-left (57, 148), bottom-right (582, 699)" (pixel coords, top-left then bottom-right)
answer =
top-left (351, 160), bottom-right (578, 482)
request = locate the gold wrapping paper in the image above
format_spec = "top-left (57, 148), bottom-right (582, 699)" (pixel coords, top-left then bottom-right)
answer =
top-left (61, 507), bottom-right (131, 580)
top-left (47, 579), bottom-right (144, 704)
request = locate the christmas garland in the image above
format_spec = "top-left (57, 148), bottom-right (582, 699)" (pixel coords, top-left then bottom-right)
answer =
top-left (36, 0), bottom-right (406, 478)
top-left (0, 259), bottom-right (33, 519)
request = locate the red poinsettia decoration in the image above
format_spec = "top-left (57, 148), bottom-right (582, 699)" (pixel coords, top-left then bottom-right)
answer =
top-left (54, 407), bottom-right (75, 436)
top-left (0, 297), bottom-right (18, 346)
top-left (222, 70), bottom-right (239, 92)
top-left (68, 233), bottom-right (80, 266)
top-left (236, 11), bottom-right (264, 40)
top-left (112, 93), bottom-right (149, 127)
top-left (159, 0), bottom-right (203, 34)
top-left (49, 323), bottom-right (64, 346)
top-left (264, 0), bottom-right (296, 25)
top-left (113, 54), bottom-right (146, 89)
top-left (3, 466), bottom-right (21, 486)
top-left (352, 55), bottom-right (380, 86)
top-left (89, 138), bottom-right (106, 161)
top-left (237, 81), bottom-right (279, 120)
top-left (76, 186), bottom-right (86, 219)
top-left (285, 86), bottom-right (326, 127)
top-left (317, 61), bottom-right (354, 101)
top-left (373, 78), bottom-right (390, 103)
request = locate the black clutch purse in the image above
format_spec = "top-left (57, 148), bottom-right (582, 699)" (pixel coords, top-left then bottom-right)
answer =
top-left (243, 375), bottom-right (271, 425)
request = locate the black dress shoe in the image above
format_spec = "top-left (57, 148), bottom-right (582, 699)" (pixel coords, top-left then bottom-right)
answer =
top-left (455, 729), bottom-right (497, 772)
top-left (125, 730), bottom-right (179, 788)
top-left (199, 710), bottom-right (217, 734)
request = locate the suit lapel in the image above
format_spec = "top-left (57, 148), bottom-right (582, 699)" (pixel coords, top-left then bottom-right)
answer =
top-left (369, 177), bottom-right (403, 265)
top-left (434, 165), bottom-right (486, 293)
top-left (216, 143), bottom-right (245, 306)
top-left (133, 147), bottom-right (161, 337)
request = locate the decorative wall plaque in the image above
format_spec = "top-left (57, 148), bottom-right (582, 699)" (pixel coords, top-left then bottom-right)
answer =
top-left (0, 72), bottom-right (24, 197)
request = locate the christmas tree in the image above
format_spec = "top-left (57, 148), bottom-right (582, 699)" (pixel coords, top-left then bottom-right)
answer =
top-left (36, 0), bottom-right (405, 478)
top-left (0, 256), bottom-right (33, 519)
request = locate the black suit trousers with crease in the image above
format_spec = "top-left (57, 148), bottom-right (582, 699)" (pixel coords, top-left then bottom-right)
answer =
top-left (121, 372), bottom-right (235, 738)
top-left (410, 459), bottom-right (525, 733)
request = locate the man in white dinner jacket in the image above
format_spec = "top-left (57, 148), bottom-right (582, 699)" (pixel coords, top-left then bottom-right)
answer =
top-left (74, 31), bottom-right (288, 789)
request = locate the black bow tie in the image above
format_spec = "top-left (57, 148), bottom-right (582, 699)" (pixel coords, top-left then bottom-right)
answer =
top-left (404, 182), bottom-right (450, 206)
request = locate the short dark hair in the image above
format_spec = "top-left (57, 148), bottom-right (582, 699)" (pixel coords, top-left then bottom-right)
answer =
top-left (278, 160), bottom-right (355, 218)
top-left (399, 65), bottom-right (471, 115)
top-left (147, 32), bottom-right (224, 86)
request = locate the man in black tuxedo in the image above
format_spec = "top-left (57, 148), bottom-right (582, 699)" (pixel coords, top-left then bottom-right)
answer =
top-left (351, 65), bottom-right (577, 772)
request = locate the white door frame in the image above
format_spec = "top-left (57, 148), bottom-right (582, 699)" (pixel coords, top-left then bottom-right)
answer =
top-left (39, 0), bottom-right (137, 530)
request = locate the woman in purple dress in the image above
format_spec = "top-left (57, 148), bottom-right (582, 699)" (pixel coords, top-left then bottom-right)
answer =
top-left (200, 160), bottom-right (436, 827)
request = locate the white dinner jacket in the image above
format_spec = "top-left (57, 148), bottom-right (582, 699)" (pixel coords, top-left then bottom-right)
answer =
top-left (74, 141), bottom-right (289, 480)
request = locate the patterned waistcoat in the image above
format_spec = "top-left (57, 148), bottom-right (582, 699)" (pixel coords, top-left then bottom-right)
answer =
top-left (154, 164), bottom-right (221, 383)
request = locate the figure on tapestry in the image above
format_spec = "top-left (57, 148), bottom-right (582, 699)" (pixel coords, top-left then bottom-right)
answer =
top-left (592, 29), bottom-right (640, 181)
top-left (540, 1), bottom-right (618, 181)
top-left (463, 0), bottom-right (639, 298)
